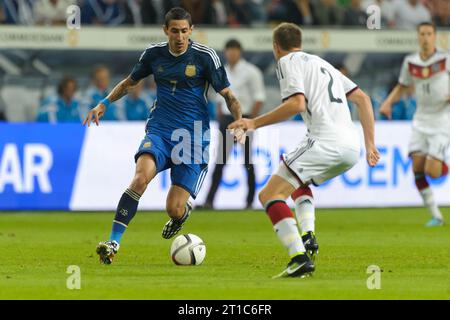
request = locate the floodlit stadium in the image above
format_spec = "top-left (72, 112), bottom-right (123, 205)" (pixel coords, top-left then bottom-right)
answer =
top-left (0, 0), bottom-right (449, 303)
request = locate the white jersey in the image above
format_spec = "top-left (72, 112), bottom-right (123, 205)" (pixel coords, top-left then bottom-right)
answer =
top-left (399, 51), bottom-right (450, 135)
top-left (217, 59), bottom-right (266, 116)
top-left (276, 51), bottom-right (359, 149)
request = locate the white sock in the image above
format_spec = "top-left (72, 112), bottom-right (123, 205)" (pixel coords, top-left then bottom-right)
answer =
top-left (273, 218), bottom-right (306, 257)
top-left (294, 195), bottom-right (315, 234)
top-left (419, 187), bottom-right (443, 220)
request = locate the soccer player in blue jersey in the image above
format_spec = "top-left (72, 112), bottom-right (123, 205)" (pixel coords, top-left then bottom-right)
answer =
top-left (83, 7), bottom-right (244, 264)
top-left (37, 77), bottom-right (81, 123)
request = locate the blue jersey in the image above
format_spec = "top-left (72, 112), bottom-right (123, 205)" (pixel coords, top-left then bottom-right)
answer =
top-left (117, 95), bottom-right (149, 121)
top-left (83, 87), bottom-right (121, 121)
top-left (130, 41), bottom-right (230, 147)
top-left (37, 95), bottom-right (80, 123)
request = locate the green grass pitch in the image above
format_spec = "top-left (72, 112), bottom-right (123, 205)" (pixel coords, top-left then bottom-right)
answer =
top-left (0, 208), bottom-right (449, 299)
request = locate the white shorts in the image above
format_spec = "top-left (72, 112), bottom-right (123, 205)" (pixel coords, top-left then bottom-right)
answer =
top-left (408, 128), bottom-right (449, 161)
top-left (275, 138), bottom-right (360, 189)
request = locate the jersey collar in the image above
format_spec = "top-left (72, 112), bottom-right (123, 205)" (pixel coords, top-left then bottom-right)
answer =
top-left (168, 40), bottom-right (192, 57)
top-left (419, 48), bottom-right (437, 62)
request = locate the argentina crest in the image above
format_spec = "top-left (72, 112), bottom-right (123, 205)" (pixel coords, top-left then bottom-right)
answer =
top-left (185, 64), bottom-right (196, 77)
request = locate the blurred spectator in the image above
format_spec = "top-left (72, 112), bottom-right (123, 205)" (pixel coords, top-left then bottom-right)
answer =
top-left (291, 0), bottom-right (315, 25)
top-left (0, 95), bottom-right (6, 121)
top-left (33, 0), bottom-right (75, 25)
top-left (248, 0), bottom-right (266, 24)
top-left (211, 0), bottom-right (228, 25)
top-left (122, 0), bottom-right (146, 25)
top-left (228, 0), bottom-right (253, 26)
top-left (431, 0), bottom-right (450, 27)
top-left (179, 0), bottom-right (215, 24)
top-left (80, 0), bottom-right (126, 26)
top-left (266, 0), bottom-right (288, 24)
top-left (338, 0), bottom-right (351, 5)
top-left (116, 80), bottom-right (148, 120)
top-left (0, 0), bottom-right (34, 24)
top-left (267, 0), bottom-right (315, 26)
top-left (82, 65), bottom-right (121, 121)
top-left (36, 77), bottom-right (81, 123)
top-left (373, 80), bottom-right (417, 120)
top-left (389, 0), bottom-right (432, 29)
top-left (343, 0), bottom-right (368, 26)
top-left (313, 0), bottom-right (344, 26)
top-left (362, 0), bottom-right (395, 28)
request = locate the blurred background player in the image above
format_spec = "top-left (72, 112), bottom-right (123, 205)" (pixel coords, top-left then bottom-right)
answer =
top-left (200, 39), bottom-right (266, 210)
top-left (380, 22), bottom-right (450, 227)
top-left (229, 23), bottom-right (379, 278)
top-left (115, 80), bottom-right (149, 121)
top-left (83, 7), bottom-right (244, 264)
top-left (82, 65), bottom-right (121, 121)
top-left (36, 76), bottom-right (81, 123)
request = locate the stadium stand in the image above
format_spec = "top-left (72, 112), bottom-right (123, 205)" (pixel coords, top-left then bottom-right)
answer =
top-left (0, 0), bottom-right (447, 121)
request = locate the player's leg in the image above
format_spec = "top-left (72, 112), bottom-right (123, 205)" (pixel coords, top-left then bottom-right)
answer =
top-left (111, 154), bottom-right (157, 241)
top-left (291, 186), bottom-right (318, 260)
top-left (412, 153), bottom-right (444, 226)
top-left (162, 185), bottom-right (193, 239)
top-left (422, 134), bottom-right (448, 226)
top-left (424, 132), bottom-right (449, 180)
top-left (284, 138), bottom-right (322, 261)
top-left (259, 167), bottom-right (314, 278)
top-left (424, 157), bottom-right (448, 179)
top-left (162, 164), bottom-right (208, 239)
top-left (409, 129), bottom-right (445, 226)
top-left (288, 141), bottom-right (359, 263)
top-left (97, 154), bottom-right (157, 264)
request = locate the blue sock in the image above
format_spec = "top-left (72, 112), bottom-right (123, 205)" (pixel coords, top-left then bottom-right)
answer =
top-left (109, 188), bottom-right (141, 244)
top-left (110, 221), bottom-right (126, 243)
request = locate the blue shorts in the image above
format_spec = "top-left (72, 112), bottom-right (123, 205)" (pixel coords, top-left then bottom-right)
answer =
top-left (134, 133), bottom-right (208, 199)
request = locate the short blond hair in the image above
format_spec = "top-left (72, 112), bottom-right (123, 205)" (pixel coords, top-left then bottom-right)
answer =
top-left (273, 23), bottom-right (302, 51)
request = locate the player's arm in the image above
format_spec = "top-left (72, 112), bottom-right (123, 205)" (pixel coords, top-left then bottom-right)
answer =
top-left (220, 88), bottom-right (247, 143)
top-left (219, 87), bottom-right (242, 121)
top-left (379, 84), bottom-right (411, 119)
top-left (347, 88), bottom-right (380, 167)
top-left (83, 76), bottom-right (140, 126)
top-left (228, 93), bottom-right (305, 132)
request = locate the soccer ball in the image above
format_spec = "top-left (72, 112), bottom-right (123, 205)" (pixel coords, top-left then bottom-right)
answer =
top-left (170, 234), bottom-right (206, 266)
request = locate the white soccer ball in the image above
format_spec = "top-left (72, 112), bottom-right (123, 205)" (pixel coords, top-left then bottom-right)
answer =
top-left (170, 234), bottom-right (206, 266)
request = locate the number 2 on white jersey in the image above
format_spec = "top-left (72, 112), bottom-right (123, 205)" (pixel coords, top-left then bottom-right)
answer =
top-left (321, 67), bottom-right (343, 104)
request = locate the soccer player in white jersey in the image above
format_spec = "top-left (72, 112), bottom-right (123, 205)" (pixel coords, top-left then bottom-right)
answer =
top-left (229, 23), bottom-right (380, 278)
top-left (380, 22), bottom-right (449, 227)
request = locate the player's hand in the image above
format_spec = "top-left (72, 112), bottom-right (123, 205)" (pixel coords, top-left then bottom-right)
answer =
top-left (379, 101), bottom-right (392, 119)
top-left (228, 118), bottom-right (255, 144)
top-left (83, 104), bottom-right (106, 127)
top-left (232, 128), bottom-right (247, 144)
top-left (366, 145), bottom-right (380, 167)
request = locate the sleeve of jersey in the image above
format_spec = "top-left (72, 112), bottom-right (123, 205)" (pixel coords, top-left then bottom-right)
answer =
top-left (130, 49), bottom-right (153, 81)
top-left (279, 60), bottom-right (305, 101)
top-left (340, 73), bottom-right (359, 96)
top-left (398, 57), bottom-right (412, 86)
top-left (204, 51), bottom-right (230, 92)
